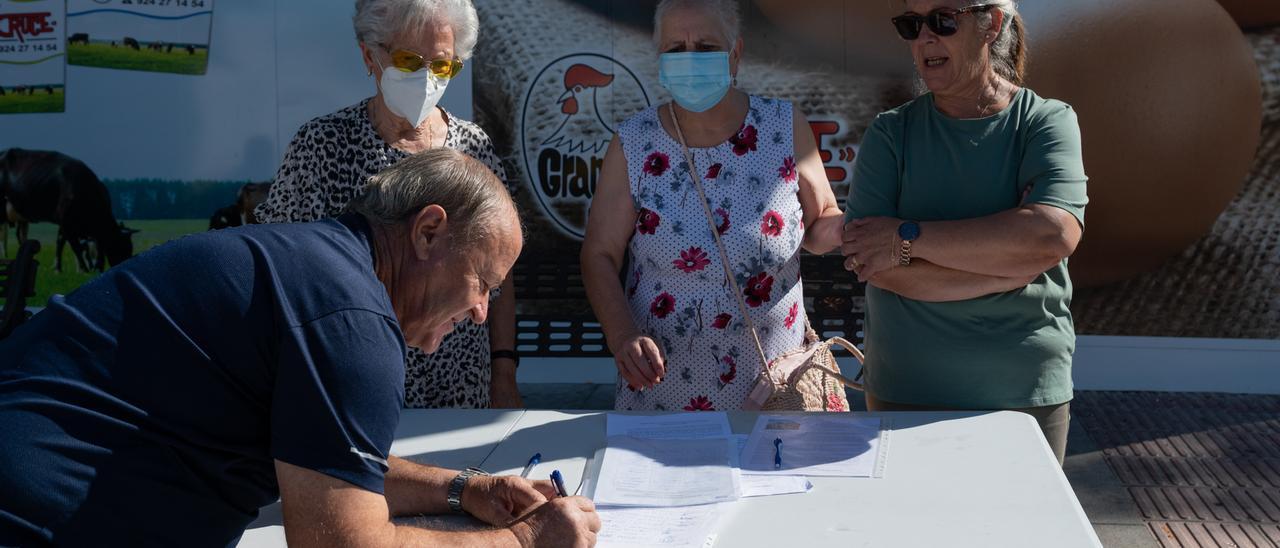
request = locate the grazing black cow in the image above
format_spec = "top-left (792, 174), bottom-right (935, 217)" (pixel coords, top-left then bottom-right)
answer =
top-left (110, 41), bottom-right (117, 48)
top-left (68, 33), bottom-right (89, 46)
top-left (43, 86), bottom-right (53, 95)
top-left (0, 149), bottom-right (137, 272)
top-left (166, 43), bottom-right (173, 53)
top-left (0, 87), bottom-right (5, 96)
top-left (123, 37), bottom-right (140, 50)
top-left (209, 181), bottom-right (272, 230)
top-left (186, 44), bottom-right (196, 55)
top-left (12, 86), bottom-right (25, 96)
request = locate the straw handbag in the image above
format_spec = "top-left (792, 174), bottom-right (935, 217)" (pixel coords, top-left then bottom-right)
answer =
top-left (668, 104), bottom-right (864, 412)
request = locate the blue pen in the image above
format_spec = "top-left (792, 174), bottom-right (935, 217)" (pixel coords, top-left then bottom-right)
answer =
top-left (774, 437), bottom-right (783, 470)
top-left (520, 452), bottom-right (541, 479)
top-left (550, 469), bottom-right (568, 497)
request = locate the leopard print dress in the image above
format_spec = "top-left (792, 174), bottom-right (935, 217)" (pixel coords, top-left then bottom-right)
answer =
top-left (255, 99), bottom-right (512, 408)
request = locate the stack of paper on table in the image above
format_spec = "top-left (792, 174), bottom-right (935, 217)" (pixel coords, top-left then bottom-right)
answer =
top-left (739, 415), bottom-right (883, 477)
top-left (591, 413), bottom-right (884, 547)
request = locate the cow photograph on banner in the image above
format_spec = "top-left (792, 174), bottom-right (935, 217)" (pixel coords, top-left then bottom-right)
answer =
top-left (66, 0), bottom-right (214, 75)
top-left (0, 0), bottom-right (66, 114)
top-left (472, 0), bottom-right (1278, 340)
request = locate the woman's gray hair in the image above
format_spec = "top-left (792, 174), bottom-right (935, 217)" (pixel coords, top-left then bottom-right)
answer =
top-left (353, 0), bottom-right (480, 60)
top-left (970, 0), bottom-right (1028, 85)
top-left (348, 148), bottom-right (518, 250)
top-left (652, 0), bottom-right (742, 49)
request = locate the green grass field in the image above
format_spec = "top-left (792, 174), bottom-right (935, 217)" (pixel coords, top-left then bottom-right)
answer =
top-left (3, 219), bottom-right (206, 306)
top-left (0, 89), bottom-right (64, 114)
top-left (68, 43), bottom-right (209, 75)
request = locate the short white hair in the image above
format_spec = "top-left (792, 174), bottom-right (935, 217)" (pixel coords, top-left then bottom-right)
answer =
top-left (348, 148), bottom-right (518, 250)
top-left (652, 0), bottom-right (741, 50)
top-left (353, 0), bottom-right (480, 60)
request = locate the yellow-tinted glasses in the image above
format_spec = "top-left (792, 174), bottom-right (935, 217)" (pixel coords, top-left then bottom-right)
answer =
top-left (381, 45), bottom-right (463, 79)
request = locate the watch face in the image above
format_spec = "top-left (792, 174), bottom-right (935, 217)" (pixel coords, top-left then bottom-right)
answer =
top-left (898, 221), bottom-right (920, 241)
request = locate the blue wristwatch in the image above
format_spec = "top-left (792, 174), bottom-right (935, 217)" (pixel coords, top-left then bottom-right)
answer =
top-left (897, 221), bottom-right (920, 266)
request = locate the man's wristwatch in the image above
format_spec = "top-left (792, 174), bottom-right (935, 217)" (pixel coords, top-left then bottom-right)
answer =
top-left (897, 221), bottom-right (920, 266)
top-left (447, 467), bottom-right (489, 513)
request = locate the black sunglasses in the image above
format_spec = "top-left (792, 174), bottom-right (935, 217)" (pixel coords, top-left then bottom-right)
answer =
top-left (891, 4), bottom-right (995, 40)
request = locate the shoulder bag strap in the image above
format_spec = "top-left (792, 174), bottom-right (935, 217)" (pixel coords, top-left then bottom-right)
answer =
top-left (667, 104), bottom-right (772, 374)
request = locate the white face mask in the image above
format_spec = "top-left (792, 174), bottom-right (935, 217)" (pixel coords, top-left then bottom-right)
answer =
top-left (379, 66), bottom-right (448, 127)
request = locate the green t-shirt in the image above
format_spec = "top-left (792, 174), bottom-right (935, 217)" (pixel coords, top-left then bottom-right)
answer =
top-left (844, 88), bottom-right (1088, 409)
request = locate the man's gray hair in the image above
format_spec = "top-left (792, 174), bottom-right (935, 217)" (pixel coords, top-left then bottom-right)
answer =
top-left (652, 0), bottom-right (742, 49)
top-left (354, 0), bottom-right (480, 60)
top-left (348, 148), bottom-right (517, 249)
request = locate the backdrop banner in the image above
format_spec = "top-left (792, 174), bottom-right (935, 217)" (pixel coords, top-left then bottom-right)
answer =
top-left (66, 0), bottom-right (213, 75)
top-left (0, 0), bottom-right (66, 114)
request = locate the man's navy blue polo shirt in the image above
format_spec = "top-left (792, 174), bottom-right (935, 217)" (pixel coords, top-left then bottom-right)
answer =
top-left (0, 214), bottom-right (407, 546)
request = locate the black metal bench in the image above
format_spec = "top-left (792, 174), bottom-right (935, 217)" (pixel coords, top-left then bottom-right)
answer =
top-left (511, 252), bottom-right (866, 358)
top-left (0, 239), bottom-right (41, 340)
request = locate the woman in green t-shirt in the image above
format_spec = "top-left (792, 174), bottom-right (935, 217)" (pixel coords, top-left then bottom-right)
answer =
top-left (841, 0), bottom-right (1088, 465)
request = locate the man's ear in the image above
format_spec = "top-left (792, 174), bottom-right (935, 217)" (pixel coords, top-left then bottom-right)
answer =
top-left (410, 204), bottom-right (448, 260)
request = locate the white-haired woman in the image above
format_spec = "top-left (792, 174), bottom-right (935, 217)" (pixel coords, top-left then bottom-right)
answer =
top-left (841, 0), bottom-right (1088, 463)
top-left (581, 0), bottom-right (845, 412)
top-left (256, 0), bottom-right (522, 409)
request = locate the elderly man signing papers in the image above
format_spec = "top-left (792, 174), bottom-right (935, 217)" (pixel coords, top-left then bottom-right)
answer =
top-left (0, 149), bottom-right (601, 547)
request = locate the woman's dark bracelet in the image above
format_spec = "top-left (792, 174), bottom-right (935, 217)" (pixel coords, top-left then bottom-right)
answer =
top-left (491, 350), bottom-right (520, 367)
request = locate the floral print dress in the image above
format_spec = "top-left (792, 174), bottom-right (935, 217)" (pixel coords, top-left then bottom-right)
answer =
top-left (615, 95), bottom-right (809, 411)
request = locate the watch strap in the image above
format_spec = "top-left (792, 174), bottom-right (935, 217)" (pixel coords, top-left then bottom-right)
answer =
top-left (491, 349), bottom-right (520, 367)
top-left (447, 467), bottom-right (488, 513)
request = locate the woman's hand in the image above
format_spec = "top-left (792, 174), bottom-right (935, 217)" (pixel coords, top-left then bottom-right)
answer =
top-left (612, 333), bottom-right (665, 390)
top-left (842, 217), bottom-right (901, 282)
top-left (489, 365), bottom-right (523, 408)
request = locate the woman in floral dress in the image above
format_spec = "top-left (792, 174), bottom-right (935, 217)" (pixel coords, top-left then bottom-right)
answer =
top-left (580, 0), bottom-right (845, 411)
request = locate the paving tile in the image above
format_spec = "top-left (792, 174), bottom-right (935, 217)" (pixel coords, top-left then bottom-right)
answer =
top-left (1076, 391), bottom-right (1280, 548)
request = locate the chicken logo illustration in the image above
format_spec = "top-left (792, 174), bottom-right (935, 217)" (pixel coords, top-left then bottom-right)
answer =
top-left (521, 53), bottom-right (650, 239)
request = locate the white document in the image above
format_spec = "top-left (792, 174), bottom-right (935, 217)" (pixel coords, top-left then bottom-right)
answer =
top-left (740, 474), bottom-right (812, 498)
top-left (740, 415), bottom-right (882, 477)
top-left (607, 413), bottom-right (732, 439)
top-left (594, 435), bottom-right (740, 507)
top-left (596, 503), bottom-right (727, 548)
top-left (729, 435), bottom-right (811, 497)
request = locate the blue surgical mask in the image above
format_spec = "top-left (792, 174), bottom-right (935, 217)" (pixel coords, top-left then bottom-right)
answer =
top-left (658, 51), bottom-right (732, 113)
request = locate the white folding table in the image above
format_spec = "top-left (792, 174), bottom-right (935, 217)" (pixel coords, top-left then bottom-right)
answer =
top-left (239, 409), bottom-right (1101, 547)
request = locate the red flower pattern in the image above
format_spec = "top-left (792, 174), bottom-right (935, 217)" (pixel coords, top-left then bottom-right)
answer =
top-left (706, 163), bottom-right (723, 180)
top-left (826, 392), bottom-right (846, 412)
top-left (761, 211), bottom-right (784, 237)
top-left (729, 124), bottom-right (758, 156)
top-left (718, 356), bottom-right (737, 385)
top-left (684, 395), bottom-right (715, 411)
top-left (650, 292), bottom-right (675, 318)
top-left (784, 301), bottom-right (799, 329)
top-left (711, 313), bottom-right (731, 329)
top-left (714, 208), bottom-right (730, 235)
top-left (778, 156), bottom-right (798, 183)
top-left (643, 151), bottom-right (670, 176)
top-left (744, 272), bottom-right (774, 308)
top-left (636, 208), bottom-right (661, 235)
top-left (673, 247), bottom-right (710, 273)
